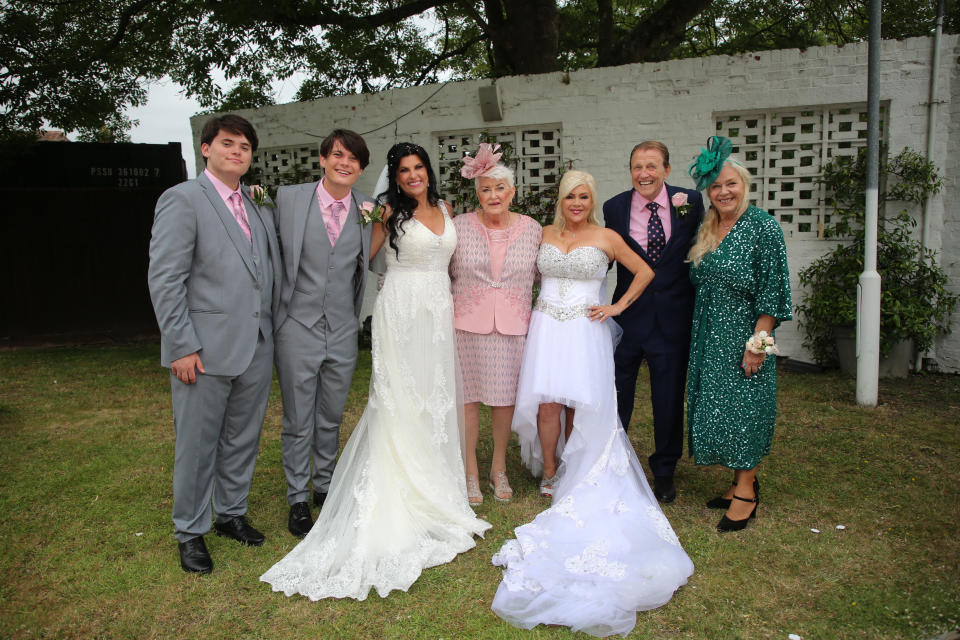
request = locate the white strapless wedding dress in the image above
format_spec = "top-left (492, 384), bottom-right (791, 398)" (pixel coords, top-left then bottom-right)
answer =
top-left (261, 204), bottom-right (491, 600)
top-left (492, 244), bottom-right (694, 637)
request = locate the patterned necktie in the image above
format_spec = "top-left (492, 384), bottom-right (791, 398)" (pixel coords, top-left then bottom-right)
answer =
top-left (646, 201), bottom-right (665, 261)
top-left (230, 192), bottom-right (252, 243)
top-left (327, 201), bottom-right (345, 246)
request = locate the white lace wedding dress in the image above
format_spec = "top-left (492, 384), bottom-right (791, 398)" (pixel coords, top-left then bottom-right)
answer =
top-left (491, 244), bottom-right (694, 637)
top-left (261, 204), bottom-right (491, 600)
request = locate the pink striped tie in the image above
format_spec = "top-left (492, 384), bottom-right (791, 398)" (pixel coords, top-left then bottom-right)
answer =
top-left (230, 192), bottom-right (252, 243)
top-left (327, 201), bottom-right (345, 246)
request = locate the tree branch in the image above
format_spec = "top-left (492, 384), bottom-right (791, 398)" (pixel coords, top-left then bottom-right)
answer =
top-left (102, 0), bottom-right (157, 52)
top-left (610, 0), bottom-right (715, 65)
top-left (280, 0), bottom-right (458, 30)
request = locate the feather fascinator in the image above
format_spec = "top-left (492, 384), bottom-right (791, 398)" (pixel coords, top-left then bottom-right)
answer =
top-left (459, 143), bottom-right (503, 179)
top-left (689, 136), bottom-right (734, 191)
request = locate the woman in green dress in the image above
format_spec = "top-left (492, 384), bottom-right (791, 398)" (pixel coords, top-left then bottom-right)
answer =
top-left (686, 137), bottom-right (792, 532)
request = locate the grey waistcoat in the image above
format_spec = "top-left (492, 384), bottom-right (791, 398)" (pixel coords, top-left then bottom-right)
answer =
top-left (287, 195), bottom-right (362, 331)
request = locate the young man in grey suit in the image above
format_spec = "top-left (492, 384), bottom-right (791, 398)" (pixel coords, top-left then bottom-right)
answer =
top-left (148, 114), bottom-right (281, 573)
top-left (273, 130), bottom-right (374, 537)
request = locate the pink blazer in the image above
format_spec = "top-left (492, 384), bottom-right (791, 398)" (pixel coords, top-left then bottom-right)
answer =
top-left (450, 212), bottom-right (541, 335)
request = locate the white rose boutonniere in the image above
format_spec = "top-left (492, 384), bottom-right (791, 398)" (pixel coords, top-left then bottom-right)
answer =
top-left (250, 185), bottom-right (274, 208)
top-left (671, 192), bottom-right (691, 216)
top-left (359, 201), bottom-right (384, 225)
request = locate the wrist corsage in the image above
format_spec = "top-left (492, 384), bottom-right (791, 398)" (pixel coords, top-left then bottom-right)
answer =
top-left (671, 192), bottom-right (691, 216)
top-left (745, 330), bottom-right (779, 355)
top-left (359, 201), bottom-right (383, 225)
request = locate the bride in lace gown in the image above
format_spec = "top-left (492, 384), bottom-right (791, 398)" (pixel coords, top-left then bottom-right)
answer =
top-left (491, 171), bottom-right (694, 637)
top-left (261, 143), bottom-right (490, 601)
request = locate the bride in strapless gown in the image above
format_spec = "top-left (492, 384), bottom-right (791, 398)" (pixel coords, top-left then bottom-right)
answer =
top-left (491, 171), bottom-right (693, 637)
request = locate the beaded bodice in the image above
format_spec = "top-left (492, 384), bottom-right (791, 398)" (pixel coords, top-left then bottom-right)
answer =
top-left (534, 244), bottom-right (608, 322)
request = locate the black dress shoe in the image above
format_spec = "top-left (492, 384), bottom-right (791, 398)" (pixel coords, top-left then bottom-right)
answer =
top-left (716, 494), bottom-right (759, 532)
top-left (653, 476), bottom-right (677, 503)
top-left (214, 515), bottom-right (265, 546)
top-left (178, 536), bottom-right (213, 574)
top-left (288, 502), bottom-right (313, 538)
top-left (313, 490), bottom-right (327, 509)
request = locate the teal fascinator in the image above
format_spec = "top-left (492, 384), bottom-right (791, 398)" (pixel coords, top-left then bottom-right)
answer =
top-left (688, 136), bottom-right (734, 191)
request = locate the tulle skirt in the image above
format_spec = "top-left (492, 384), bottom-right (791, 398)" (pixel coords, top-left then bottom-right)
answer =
top-left (493, 311), bottom-right (693, 637)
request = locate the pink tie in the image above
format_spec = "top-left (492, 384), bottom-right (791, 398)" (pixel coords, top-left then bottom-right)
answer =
top-left (327, 201), bottom-right (345, 246)
top-left (230, 192), bottom-right (252, 243)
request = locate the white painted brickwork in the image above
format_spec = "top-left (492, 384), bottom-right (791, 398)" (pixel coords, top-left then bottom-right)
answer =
top-left (195, 36), bottom-right (960, 371)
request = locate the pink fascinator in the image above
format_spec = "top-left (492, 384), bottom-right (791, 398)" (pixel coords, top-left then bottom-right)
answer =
top-left (459, 143), bottom-right (503, 179)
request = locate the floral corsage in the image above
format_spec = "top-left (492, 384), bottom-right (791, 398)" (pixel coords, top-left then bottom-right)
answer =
top-left (250, 185), bottom-right (273, 208)
top-left (745, 330), bottom-right (779, 355)
top-left (359, 201), bottom-right (383, 225)
top-left (671, 192), bottom-right (691, 216)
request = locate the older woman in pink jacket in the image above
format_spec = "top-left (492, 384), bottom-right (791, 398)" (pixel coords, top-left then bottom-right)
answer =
top-left (450, 144), bottom-right (541, 505)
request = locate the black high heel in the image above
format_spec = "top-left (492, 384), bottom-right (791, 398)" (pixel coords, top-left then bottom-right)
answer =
top-left (705, 482), bottom-right (736, 509)
top-left (706, 478), bottom-right (760, 509)
top-left (716, 494), bottom-right (759, 532)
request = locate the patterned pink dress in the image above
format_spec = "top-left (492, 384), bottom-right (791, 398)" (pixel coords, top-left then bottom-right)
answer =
top-left (450, 212), bottom-right (541, 406)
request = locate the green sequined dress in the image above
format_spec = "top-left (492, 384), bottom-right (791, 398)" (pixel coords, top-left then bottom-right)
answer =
top-left (687, 206), bottom-right (792, 469)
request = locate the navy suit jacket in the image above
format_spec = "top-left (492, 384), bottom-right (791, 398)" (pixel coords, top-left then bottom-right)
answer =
top-left (603, 184), bottom-right (705, 346)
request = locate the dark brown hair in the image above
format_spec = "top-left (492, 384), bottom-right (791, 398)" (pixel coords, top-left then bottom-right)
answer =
top-left (320, 129), bottom-right (370, 169)
top-left (200, 114), bottom-right (259, 152)
top-left (629, 140), bottom-right (670, 168)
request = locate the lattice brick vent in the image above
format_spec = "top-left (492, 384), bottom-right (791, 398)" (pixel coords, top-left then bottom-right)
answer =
top-left (436, 126), bottom-right (563, 214)
top-left (249, 144), bottom-right (323, 189)
top-left (714, 104), bottom-right (885, 238)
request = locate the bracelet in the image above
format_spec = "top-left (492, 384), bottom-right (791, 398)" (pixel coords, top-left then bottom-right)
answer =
top-left (745, 330), bottom-right (779, 355)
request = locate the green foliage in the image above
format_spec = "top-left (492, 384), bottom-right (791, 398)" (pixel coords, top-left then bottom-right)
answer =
top-left (76, 113), bottom-right (137, 143)
top-left (439, 132), bottom-right (573, 226)
top-left (796, 148), bottom-right (957, 365)
top-left (211, 80), bottom-right (277, 113)
top-left (2, 1), bottom-right (955, 134)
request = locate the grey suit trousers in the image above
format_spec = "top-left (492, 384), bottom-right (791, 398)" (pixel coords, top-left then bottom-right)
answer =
top-left (171, 334), bottom-right (273, 542)
top-left (276, 315), bottom-right (359, 504)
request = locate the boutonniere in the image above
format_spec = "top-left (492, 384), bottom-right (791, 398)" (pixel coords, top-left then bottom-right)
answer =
top-left (671, 192), bottom-right (691, 217)
top-left (250, 185), bottom-right (274, 208)
top-left (359, 201), bottom-right (383, 225)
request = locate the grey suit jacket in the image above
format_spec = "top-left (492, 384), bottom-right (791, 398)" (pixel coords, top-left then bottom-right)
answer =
top-left (148, 172), bottom-right (282, 376)
top-left (273, 181), bottom-right (373, 330)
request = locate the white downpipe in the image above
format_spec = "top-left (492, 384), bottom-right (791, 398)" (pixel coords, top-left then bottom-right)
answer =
top-left (857, 0), bottom-right (881, 407)
top-left (916, 1), bottom-right (944, 372)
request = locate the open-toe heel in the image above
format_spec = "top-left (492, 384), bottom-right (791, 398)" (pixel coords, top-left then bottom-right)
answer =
top-left (489, 470), bottom-right (513, 503)
top-left (466, 475), bottom-right (483, 506)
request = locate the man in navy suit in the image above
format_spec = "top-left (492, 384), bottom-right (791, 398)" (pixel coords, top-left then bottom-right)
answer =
top-left (603, 141), bottom-right (704, 503)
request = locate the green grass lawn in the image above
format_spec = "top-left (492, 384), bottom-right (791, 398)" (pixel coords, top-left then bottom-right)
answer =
top-left (0, 343), bottom-right (957, 639)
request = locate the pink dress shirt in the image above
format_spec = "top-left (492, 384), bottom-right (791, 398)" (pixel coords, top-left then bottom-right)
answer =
top-left (628, 185), bottom-right (672, 251)
top-left (315, 177), bottom-right (352, 239)
top-left (204, 168), bottom-right (244, 209)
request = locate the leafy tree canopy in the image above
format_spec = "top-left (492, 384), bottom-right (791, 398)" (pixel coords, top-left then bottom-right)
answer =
top-left (1, 0), bottom-right (954, 135)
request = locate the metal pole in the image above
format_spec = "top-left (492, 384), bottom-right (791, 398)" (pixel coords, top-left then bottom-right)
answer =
top-left (857, 0), bottom-right (882, 406)
top-left (915, 0), bottom-right (945, 372)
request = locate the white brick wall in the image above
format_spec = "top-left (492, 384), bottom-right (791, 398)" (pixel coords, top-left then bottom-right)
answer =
top-left (192, 35), bottom-right (960, 371)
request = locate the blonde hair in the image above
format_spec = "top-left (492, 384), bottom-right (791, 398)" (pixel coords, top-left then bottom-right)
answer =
top-left (688, 159), bottom-right (753, 266)
top-left (554, 170), bottom-right (600, 231)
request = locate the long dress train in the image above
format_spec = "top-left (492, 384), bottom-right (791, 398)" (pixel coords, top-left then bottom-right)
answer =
top-left (491, 244), bottom-right (694, 637)
top-left (261, 203), bottom-right (491, 600)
